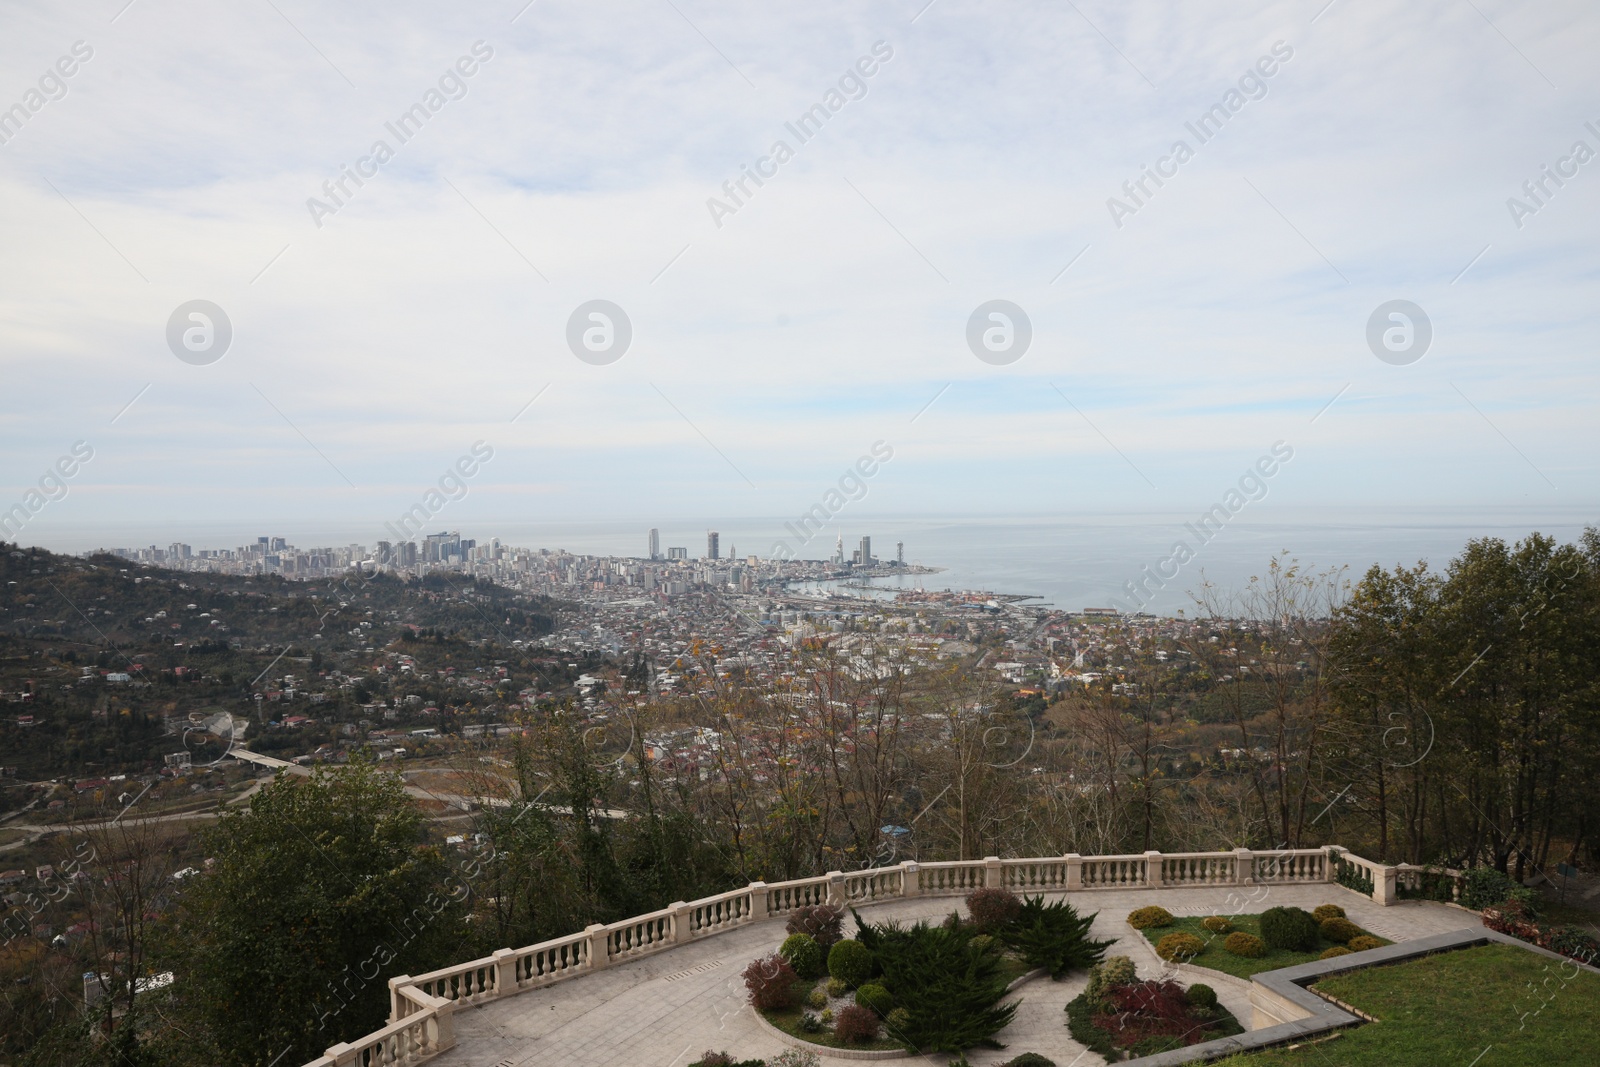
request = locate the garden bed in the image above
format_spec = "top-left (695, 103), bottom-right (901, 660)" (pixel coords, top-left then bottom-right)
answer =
top-left (1064, 961), bottom-right (1244, 1062)
top-left (1136, 913), bottom-right (1391, 979)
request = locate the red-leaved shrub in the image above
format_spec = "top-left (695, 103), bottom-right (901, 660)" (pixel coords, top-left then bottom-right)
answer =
top-left (743, 954), bottom-right (799, 1011)
top-left (1094, 980), bottom-right (1211, 1049)
top-left (965, 887), bottom-right (1023, 933)
top-left (834, 1004), bottom-right (881, 1044)
top-left (785, 903), bottom-right (844, 949)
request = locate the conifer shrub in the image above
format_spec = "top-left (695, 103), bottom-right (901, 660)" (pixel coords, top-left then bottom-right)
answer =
top-left (884, 1007), bottom-right (912, 1034)
top-left (1084, 955), bottom-right (1138, 1001)
top-left (1320, 946), bottom-right (1352, 960)
top-left (826, 976), bottom-right (849, 998)
top-left (1223, 932), bottom-right (1266, 958)
top-left (827, 938), bottom-right (874, 988)
top-left (834, 1004), bottom-right (881, 1044)
top-left (1318, 918), bottom-right (1365, 944)
top-left (786, 903), bottom-right (844, 949)
top-left (1312, 904), bottom-right (1346, 923)
top-left (806, 986), bottom-right (828, 1010)
top-left (1155, 932), bottom-right (1205, 962)
top-left (781, 932), bottom-right (824, 979)
top-left (1001, 1056), bottom-right (1057, 1067)
top-left (1259, 906), bottom-right (1320, 952)
top-left (1347, 935), bottom-right (1383, 952)
top-left (1127, 905), bottom-right (1174, 929)
top-left (966, 886), bottom-right (1024, 933)
top-left (852, 909), bottom-right (1019, 1053)
top-left (743, 953), bottom-right (800, 1011)
top-left (969, 933), bottom-right (996, 955)
top-left (1184, 983), bottom-right (1218, 1010)
top-left (1201, 916), bottom-right (1232, 934)
top-left (998, 895), bottom-right (1115, 978)
top-left (855, 982), bottom-right (894, 1015)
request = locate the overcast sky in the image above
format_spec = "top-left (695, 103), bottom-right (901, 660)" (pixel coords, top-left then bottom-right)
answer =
top-left (2, 0), bottom-right (1596, 552)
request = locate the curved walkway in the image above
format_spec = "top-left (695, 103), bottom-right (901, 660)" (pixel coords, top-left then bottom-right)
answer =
top-left (426, 886), bottom-right (1478, 1067)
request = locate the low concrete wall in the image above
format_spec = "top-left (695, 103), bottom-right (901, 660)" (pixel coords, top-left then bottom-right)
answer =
top-left (1133, 928), bottom-right (1600, 1066)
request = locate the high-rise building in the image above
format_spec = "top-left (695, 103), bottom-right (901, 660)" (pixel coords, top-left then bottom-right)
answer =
top-left (668, 546), bottom-right (688, 561)
top-left (648, 528), bottom-right (659, 560)
top-left (896, 541), bottom-right (904, 565)
top-left (707, 531), bottom-right (719, 559)
top-left (859, 536), bottom-right (872, 567)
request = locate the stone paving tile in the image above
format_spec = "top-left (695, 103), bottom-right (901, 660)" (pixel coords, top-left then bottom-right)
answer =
top-left (423, 885), bottom-right (1480, 1067)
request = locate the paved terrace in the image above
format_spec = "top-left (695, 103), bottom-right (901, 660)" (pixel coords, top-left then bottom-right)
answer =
top-left (308, 850), bottom-right (1478, 1067)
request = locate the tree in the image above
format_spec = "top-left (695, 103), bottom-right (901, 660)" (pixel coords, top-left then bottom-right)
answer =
top-left (164, 760), bottom-right (462, 1067)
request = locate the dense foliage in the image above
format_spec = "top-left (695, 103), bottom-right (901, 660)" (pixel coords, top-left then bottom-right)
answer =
top-left (852, 911), bottom-right (1019, 1053)
top-left (1259, 906), bottom-right (1321, 952)
top-left (966, 887), bottom-right (1024, 933)
top-left (997, 895), bottom-right (1114, 978)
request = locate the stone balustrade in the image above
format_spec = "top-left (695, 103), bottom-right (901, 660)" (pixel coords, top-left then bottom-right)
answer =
top-left (306, 845), bottom-right (1397, 1067)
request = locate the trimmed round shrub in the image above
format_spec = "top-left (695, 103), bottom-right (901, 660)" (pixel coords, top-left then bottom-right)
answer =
top-left (825, 976), bottom-right (849, 998)
top-left (834, 1003), bottom-right (880, 1044)
top-left (1260, 906), bottom-right (1321, 952)
top-left (781, 932), bottom-right (824, 979)
top-left (1312, 904), bottom-right (1346, 923)
top-left (1223, 932), bottom-right (1266, 958)
top-left (1155, 932), bottom-right (1205, 962)
top-left (1002, 1056), bottom-right (1057, 1067)
top-left (743, 953), bottom-right (800, 1011)
top-left (1127, 905), bottom-right (1174, 929)
top-left (785, 903), bottom-right (844, 949)
top-left (1184, 983), bottom-right (1218, 1010)
top-left (1320, 946), bottom-right (1352, 960)
top-left (1085, 955), bottom-right (1138, 1000)
top-left (969, 933), bottom-right (996, 955)
top-left (884, 1007), bottom-right (912, 1035)
top-left (854, 982), bottom-right (894, 1015)
top-left (827, 938), bottom-right (874, 988)
top-left (806, 986), bottom-right (828, 1010)
top-left (1319, 918), bottom-right (1365, 945)
top-left (819, 1007), bottom-right (834, 1025)
top-left (966, 886), bottom-right (1024, 933)
top-left (1347, 935), bottom-right (1383, 952)
top-left (1201, 916), bottom-right (1232, 934)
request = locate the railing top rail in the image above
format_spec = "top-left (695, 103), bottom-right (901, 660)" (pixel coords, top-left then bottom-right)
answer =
top-left (758, 873), bottom-right (837, 891)
top-left (407, 953), bottom-right (500, 986)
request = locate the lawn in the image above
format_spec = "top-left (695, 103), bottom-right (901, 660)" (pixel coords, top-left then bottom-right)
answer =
top-left (1216, 943), bottom-right (1600, 1066)
top-left (1139, 914), bottom-right (1390, 979)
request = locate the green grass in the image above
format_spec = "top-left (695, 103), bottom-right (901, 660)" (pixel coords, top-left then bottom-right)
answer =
top-left (1216, 943), bottom-right (1600, 1066)
top-left (1140, 915), bottom-right (1390, 979)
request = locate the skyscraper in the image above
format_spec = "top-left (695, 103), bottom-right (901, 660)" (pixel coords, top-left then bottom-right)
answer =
top-left (648, 528), bottom-right (659, 560)
top-left (897, 541), bottom-right (904, 565)
top-left (859, 536), bottom-right (872, 567)
top-left (707, 531), bottom-right (719, 559)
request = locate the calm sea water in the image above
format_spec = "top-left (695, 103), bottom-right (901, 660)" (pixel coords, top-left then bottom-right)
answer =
top-left (46, 508), bottom-right (1595, 616)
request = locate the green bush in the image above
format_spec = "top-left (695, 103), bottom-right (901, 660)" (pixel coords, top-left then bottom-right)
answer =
top-left (1260, 906), bottom-right (1321, 952)
top-left (1312, 904), bottom-right (1346, 923)
top-left (1155, 932), bottom-right (1205, 962)
top-left (1224, 932), bottom-right (1265, 958)
top-left (1132, 1034), bottom-right (1187, 1057)
top-left (1184, 983), bottom-right (1218, 1010)
top-left (998, 895), bottom-right (1115, 978)
top-left (1461, 866), bottom-right (1540, 917)
top-left (1127, 905), bottom-right (1174, 929)
top-left (1320, 946), bottom-right (1352, 960)
top-left (1085, 955), bottom-right (1137, 1001)
top-left (798, 1011), bottom-right (823, 1033)
top-left (855, 982), bottom-right (894, 1015)
top-left (884, 1007), bottom-right (912, 1035)
top-left (827, 938), bottom-right (874, 988)
top-left (781, 932), bottom-right (825, 979)
top-left (966, 886), bottom-right (1024, 932)
top-left (806, 986), bottom-right (828, 1010)
top-left (853, 909), bottom-right (1019, 1053)
top-left (1347, 935), bottom-right (1383, 952)
top-left (826, 976), bottom-right (849, 998)
top-left (688, 1052), bottom-right (767, 1067)
top-left (969, 933), bottom-right (996, 955)
top-left (1002, 1055), bottom-right (1057, 1067)
top-left (1319, 917), bottom-right (1364, 944)
top-left (1201, 916), bottom-right (1232, 934)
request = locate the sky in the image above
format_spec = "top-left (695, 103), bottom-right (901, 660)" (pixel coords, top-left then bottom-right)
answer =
top-left (1, 0), bottom-right (1597, 557)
